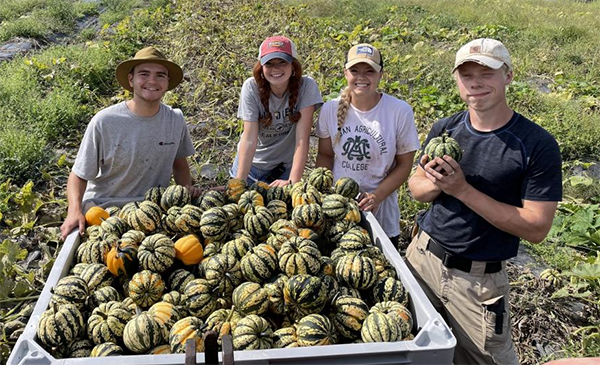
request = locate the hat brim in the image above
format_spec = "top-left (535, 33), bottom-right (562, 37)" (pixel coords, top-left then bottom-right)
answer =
top-left (115, 59), bottom-right (183, 92)
top-left (344, 58), bottom-right (382, 72)
top-left (260, 52), bottom-right (293, 65)
top-left (453, 55), bottom-right (505, 72)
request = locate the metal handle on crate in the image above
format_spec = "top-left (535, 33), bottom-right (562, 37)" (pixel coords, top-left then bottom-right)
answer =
top-left (185, 331), bottom-right (235, 365)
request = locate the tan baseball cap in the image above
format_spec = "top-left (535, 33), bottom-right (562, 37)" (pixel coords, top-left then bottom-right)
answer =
top-left (453, 38), bottom-right (512, 72)
top-left (345, 43), bottom-right (383, 72)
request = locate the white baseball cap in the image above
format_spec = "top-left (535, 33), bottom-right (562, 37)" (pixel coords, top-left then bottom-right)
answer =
top-left (453, 38), bottom-right (512, 72)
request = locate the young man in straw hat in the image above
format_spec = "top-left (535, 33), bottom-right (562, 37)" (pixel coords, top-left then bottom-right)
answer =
top-left (61, 46), bottom-right (199, 240)
top-left (407, 38), bottom-right (562, 364)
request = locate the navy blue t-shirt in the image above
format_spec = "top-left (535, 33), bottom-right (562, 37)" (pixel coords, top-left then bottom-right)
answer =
top-left (417, 111), bottom-right (562, 261)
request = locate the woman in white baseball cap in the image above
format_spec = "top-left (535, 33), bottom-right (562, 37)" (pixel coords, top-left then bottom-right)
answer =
top-left (315, 43), bottom-right (420, 248)
top-left (230, 35), bottom-right (323, 187)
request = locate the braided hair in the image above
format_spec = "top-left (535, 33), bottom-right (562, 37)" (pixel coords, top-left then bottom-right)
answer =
top-left (333, 86), bottom-right (352, 144)
top-left (252, 59), bottom-right (303, 127)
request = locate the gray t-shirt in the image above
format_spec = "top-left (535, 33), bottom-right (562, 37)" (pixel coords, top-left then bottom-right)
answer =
top-left (236, 75), bottom-right (323, 170)
top-left (73, 102), bottom-right (195, 202)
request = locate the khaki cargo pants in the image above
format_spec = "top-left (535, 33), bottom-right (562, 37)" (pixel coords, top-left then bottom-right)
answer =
top-left (406, 229), bottom-right (519, 365)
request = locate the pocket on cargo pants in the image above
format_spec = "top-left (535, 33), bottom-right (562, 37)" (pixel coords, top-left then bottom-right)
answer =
top-left (482, 294), bottom-right (519, 364)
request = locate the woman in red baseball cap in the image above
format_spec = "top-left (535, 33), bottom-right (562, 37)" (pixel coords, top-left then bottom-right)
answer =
top-left (230, 35), bottom-right (323, 187)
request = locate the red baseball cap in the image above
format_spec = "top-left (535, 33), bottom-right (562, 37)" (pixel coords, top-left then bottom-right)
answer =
top-left (258, 36), bottom-right (297, 65)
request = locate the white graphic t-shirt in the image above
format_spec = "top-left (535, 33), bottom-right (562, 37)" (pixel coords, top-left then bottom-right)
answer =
top-left (316, 93), bottom-right (420, 236)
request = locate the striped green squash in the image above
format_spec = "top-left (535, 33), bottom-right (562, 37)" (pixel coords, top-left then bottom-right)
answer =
top-left (128, 270), bottom-right (165, 308)
top-left (290, 183), bottom-right (322, 208)
top-left (121, 229), bottom-right (146, 247)
top-left (148, 344), bottom-right (171, 354)
top-left (149, 301), bottom-right (182, 328)
top-left (269, 219), bottom-right (298, 239)
top-left (78, 263), bottom-right (113, 292)
top-left (334, 177), bottom-right (360, 200)
top-left (423, 131), bottom-right (463, 162)
top-left (344, 199), bottom-right (361, 223)
top-left (266, 185), bottom-right (290, 205)
top-left (184, 279), bottom-right (218, 319)
top-left (195, 190), bottom-right (226, 210)
top-left (127, 201), bottom-right (162, 233)
top-left (322, 194), bottom-right (349, 221)
top-left (263, 281), bottom-right (285, 315)
top-left (337, 285), bottom-right (362, 300)
top-left (296, 314), bottom-right (338, 346)
top-left (267, 199), bottom-right (288, 221)
top-left (162, 291), bottom-right (189, 317)
top-left (372, 301), bottom-right (413, 338)
top-left (76, 238), bottom-right (110, 264)
top-left (273, 326), bottom-right (298, 348)
top-left (122, 297), bottom-right (140, 316)
top-left (160, 184), bottom-right (191, 211)
top-left (250, 181), bottom-right (271, 200)
top-left (105, 206), bottom-right (120, 217)
top-left (232, 314), bottom-right (273, 350)
top-left (200, 207), bottom-right (230, 241)
top-left (360, 310), bottom-right (401, 343)
top-left (326, 220), bottom-right (356, 247)
top-left (243, 206), bottom-right (274, 239)
top-left (168, 268), bottom-right (195, 293)
top-left (87, 301), bottom-right (132, 344)
top-left (175, 204), bottom-right (204, 234)
top-left (100, 216), bottom-right (129, 238)
top-left (307, 167), bottom-right (334, 193)
top-left (49, 275), bottom-right (89, 310)
top-left (90, 342), bottom-right (123, 357)
top-left (67, 339), bottom-right (93, 358)
top-left (291, 203), bottom-right (324, 230)
top-left (338, 227), bottom-right (371, 251)
top-left (225, 178), bottom-right (248, 203)
top-left (169, 316), bottom-right (207, 353)
top-left (321, 274), bottom-right (339, 304)
top-left (138, 233), bottom-right (176, 273)
top-left (372, 277), bottom-right (408, 305)
top-left (283, 274), bottom-right (327, 320)
top-left (37, 303), bottom-right (84, 348)
top-left (205, 308), bottom-right (243, 344)
top-left (144, 186), bottom-right (165, 206)
top-left (232, 282), bottom-right (269, 316)
top-left (123, 310), bottom-right (165, 353)
top-left (238, 190), bottom-right (265, 214)
top-left (331, 295), bottom-right (369, 340)
top-left (161, 206), bottom-right (182, 235)
top-left (222, 203), bottom-right (243, 232)
top-left (204, 253), bottom-right (243, 296)
top-left (319, 256), bottom-right (335, 277)
top-left (335, 254), bottom-right (378, 290)
top-left (240, 244), bottom-right (278, 283)
top-left (222, 235), bottom-right (255, 261)
top-left (119, 202), bottom-right (138, 221)
top-left (278, 236), bottom-right (321, 276)
top-left (88, 285), bottom-right (122, 308)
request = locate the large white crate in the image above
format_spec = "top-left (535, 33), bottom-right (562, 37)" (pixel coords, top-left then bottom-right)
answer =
top-left (8, 212), bottom-right (455, 365)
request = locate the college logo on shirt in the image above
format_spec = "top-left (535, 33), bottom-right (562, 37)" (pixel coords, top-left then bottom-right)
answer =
top-left (342, 136), bottom-right (371, 161)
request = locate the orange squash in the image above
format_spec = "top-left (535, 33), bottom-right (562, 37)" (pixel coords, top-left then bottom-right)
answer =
top-left (85, 207), bottom-right (109, 226)
top-left (105, 242), bottom-right (138, 277)
top-left (174, 234), bottom-right (203, 265)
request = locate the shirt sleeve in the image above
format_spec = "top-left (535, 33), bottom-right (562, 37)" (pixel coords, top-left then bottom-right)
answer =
top-left (394, 101), bottom-right (420, 155)
top-left (72, 118), bottom-right (102, 181)
top-left (522, 134), bottom-right (562, 201)
top-left (174, 109), bottom-right (196, 159)
top-left (315, 100), bottom-right (336, 139)
top-left (297, 76), bottom-right (324, 111)
top-left (237, 78), bottom-right (261, 122)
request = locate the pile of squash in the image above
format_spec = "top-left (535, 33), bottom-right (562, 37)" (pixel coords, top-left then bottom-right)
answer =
top-left (37, 167), bottom-right (415, 358)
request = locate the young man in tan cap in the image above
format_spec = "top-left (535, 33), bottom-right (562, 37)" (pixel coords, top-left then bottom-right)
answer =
top-left (407, 38), bottom-right (562, 364)
top-left (60, 46), bottom-right (199, 240)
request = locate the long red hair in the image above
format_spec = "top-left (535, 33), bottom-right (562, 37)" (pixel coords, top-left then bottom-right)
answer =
top-left (252, 59), bottom-right (303, 127)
